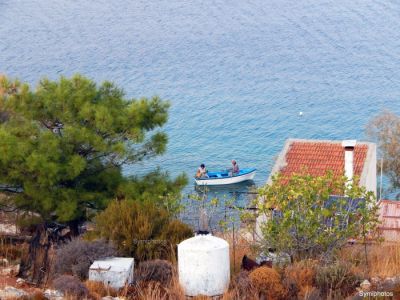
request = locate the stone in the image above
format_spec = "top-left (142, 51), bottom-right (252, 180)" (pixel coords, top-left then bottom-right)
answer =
top-left (44, 289), bottom-right (64, 300)
top-left (0, 264), bottom-right (18, 276)
top-left (0, 267), bottom-right (12, 275)
top-left (0, 286), bottom-right (28, 299)
top-left (379, 277), bottom-right (399, 291)
top-left (256, 251), bottom-right (291, 267)
top-left (370, 276), bottom-right (381, 284)
top-left (360, 279), bottom-right (371, 291)
top-left (16, 277), bottom-right (25, 285)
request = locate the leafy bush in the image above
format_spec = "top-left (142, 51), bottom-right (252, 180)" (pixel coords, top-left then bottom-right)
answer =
top-left (53, 238), bottom-right (116, 280)
top-left (52, 275), bottom-right (89, 299)
top-left (257, 172), bottom-right (379, 261)
top-left (135, 259), bottom-right (175, 286)
top-left (315, 261), bottom-right (360, 298)
top-left (249, 266), bottom-right (286, 299)
top-left (90, 199), bottom-right (193, 261)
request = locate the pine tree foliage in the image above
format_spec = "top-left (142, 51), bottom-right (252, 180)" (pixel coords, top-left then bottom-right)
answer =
top-left (0, 75), bottom-right (184, 223)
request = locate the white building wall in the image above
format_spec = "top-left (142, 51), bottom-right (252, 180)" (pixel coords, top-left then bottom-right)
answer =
top-left (361, 143), bottom-right (377, 195)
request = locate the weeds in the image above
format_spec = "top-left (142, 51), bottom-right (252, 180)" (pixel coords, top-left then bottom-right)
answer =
top-left (52, 275), bottom-right (89, 299)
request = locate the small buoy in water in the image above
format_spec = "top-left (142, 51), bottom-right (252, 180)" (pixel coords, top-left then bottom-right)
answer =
top-left (299, 111), bottom-right (303, 116)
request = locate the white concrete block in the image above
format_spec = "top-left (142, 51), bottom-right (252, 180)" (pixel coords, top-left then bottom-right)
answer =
top-left (89, 257), bottom-right (134, 289)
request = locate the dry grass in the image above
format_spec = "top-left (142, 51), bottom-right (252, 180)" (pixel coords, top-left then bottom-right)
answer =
top-left (128, 277), bottom-right (185, 300)
top-left (216, 230), bottom-right (257, 274)
top-left (367, 243), bottom-right (400, 277)
top-left (85, 280), bottom-right (118, 299)
top-left (225, 270), bottom-right (258, 300)
top-left (0, 240), bottom-right (27, 263)
top-left (339, 242), bottom-right (400, 278)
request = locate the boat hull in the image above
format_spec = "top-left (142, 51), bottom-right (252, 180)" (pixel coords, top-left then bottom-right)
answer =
top-left (195, 168), bottom-right (256, 186)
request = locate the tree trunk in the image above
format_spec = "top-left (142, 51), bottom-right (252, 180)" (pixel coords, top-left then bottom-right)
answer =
top-left (67, 219), bottom-right (81, 237)
top-left (17, 223), bottom-right (52, 285)
top-left (18, 221), bottom-right (79, 285)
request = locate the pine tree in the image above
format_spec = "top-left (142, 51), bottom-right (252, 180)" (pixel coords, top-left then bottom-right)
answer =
top-left (0, 75), bottom-right (186, 283)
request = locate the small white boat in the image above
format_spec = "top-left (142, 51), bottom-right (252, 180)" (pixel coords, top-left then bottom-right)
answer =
top-left (195, 168), bottom-right (256, 186)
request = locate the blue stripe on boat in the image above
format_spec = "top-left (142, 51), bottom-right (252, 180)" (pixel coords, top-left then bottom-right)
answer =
top-left (195, 168), bottom-right (257, 180)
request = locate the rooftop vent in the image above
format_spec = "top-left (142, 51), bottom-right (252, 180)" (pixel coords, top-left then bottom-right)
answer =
top-left (342, 140), bottom-right (356, 182)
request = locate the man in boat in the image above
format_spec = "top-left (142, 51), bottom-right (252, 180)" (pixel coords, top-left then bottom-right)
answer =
top-left (196, 163), bottom-right (208, 178)
top-left (229, 160), bottom-right (239, 176)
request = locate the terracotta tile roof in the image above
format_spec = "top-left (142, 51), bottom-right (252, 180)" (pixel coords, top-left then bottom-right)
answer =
top-left (279, 141), bottom-right (368, 178)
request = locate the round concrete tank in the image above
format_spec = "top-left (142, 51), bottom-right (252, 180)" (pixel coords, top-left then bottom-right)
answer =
top-left (178, 234), bottom-right (230, 297)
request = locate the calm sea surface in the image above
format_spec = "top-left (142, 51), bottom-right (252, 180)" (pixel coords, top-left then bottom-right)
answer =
top-left (1, 1), bottom-right (400, 216)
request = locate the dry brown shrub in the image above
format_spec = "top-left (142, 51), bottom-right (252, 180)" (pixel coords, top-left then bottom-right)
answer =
top-left (85, 280), bottom-right (118, 299)
top-left (284, 260), bottom-right (317, 299)
top-left (52, 275), bottom-right (89, 299)
top-left (303, 287), bottom-right (322, 300)
top-left (315, 261), bottom-right (360, 298)
top-left (134, 259), bottom-right (175, 286)
top-left (249, 266), bottom-right (286, 299)
top-left (282, 276), bottom-right (299, 300)
top-left (53, 238), bottom-right (116, 280)
top-left (393, 282), bottom-right (400, 297)
top-left (227, 270), bottom-right (257, 300)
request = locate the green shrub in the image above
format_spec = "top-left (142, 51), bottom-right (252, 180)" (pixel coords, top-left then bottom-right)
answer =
top-left (90, 199), bottom-right (193, 261)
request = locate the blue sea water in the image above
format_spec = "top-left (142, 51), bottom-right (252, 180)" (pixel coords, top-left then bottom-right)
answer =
top-left (1, 0), bottom-right (400, 202)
